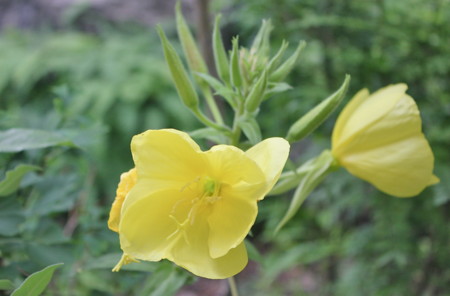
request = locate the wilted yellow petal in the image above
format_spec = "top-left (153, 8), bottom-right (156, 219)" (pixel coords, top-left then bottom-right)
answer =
top-left (131, 129), bottom-right (207, 192)
top-left (245, 137), bottom-right (290, 199)
top-left (108, 168), bottom-right (137, 232)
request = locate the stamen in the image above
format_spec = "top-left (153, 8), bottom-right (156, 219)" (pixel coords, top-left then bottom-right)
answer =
top-left (112, 253), bottom-right (139, 272)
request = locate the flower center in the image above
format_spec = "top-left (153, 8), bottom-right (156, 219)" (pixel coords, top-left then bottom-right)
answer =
top-left (167, 177), bottom-right (222, 243)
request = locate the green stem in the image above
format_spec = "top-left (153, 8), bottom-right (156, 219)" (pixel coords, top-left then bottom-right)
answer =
top-left (227, 277), bottom-right (239, 296)
top-left (203, 88), bottom-right (225, 125)
top-left (230, 95), bottom-right (244, 146)
top-left (192, 107), bottom-right (230, 134)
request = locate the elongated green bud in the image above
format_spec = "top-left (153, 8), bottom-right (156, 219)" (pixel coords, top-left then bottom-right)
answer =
top-left (286, 75), bottom-right (351, 143)
top-left (267, 40), bottom-right (289, 72)
top-left (157, 26), bottom-right (199, 109)
top-left (229, 37), bottom-right (242, 88)
top-left (244, 70), bottom-right (268, 113)
top-left (175, 2), bottom-right (208, 75)
top-left (251, 19), bottom-right (273, 57)
top-left (213, 14), bottom-right (230, 83)
top-left (270, 41), bottom-right (306, 82)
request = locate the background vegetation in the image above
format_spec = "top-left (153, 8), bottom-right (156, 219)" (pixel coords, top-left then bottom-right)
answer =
top-left (0, 0), bottom-right (449, 295)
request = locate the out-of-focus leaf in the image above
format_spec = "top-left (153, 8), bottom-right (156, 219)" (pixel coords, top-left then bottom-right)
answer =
top-left (0, 279), bottom-right (14, 290)
top-left (0, 129), bottom-right (75, 153)
top-left (11, 263), bottom-right (63, 296)
top-left (0, 164), bottom-right (40, 197)
top-left (0, 198), bottom-right (24, 236)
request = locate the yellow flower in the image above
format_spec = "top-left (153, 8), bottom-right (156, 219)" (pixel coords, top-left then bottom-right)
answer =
top-left (109, 129), bottom-right (289, 279)
top-left (332, 84), bottom-right (438, 197)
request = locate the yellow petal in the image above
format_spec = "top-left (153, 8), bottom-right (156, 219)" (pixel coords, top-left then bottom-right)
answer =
top-left (168, 212), bottom-right (248, 279)
top-left (205, 144), bottom-right (266, 187)
top-left (207, 183), bottom-right (258, 258)
top-left (131, 129), bottom-right (207, 192)
top-left (332, 88), bottom-right (369, 148)
top-left (336, 95), bottom-right (435, 197)
top-left (108, 168), bottom-right (137, 232)
top-left (333, 84), bottom-right (407, 154)
top-left (245, 137), bottom-right (290, 199)
top-left (119, 187), bottom-right (196, 261)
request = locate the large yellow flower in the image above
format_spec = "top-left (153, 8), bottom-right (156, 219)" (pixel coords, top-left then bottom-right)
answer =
top-left (108, 129), bottom-right (289, 279)
top-left (332, 84), bottom-right (438, 197)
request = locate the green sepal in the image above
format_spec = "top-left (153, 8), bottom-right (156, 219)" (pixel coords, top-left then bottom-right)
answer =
top-left (157, 26), bottom-right (199, 109)
top-left (270, 41), bottom-right (306, 82)
top-left (238, 114), bottom-right (262, 145)
top-left (229, 37), bottom-right (243, 88)
top-left (275, 150), bottom-right (336, 233)
top-left (286, 74), bottom-right (350, 143)
top-left (244, 70), bottom-right (268, 113)
top-left (213, 14), bottom-right (230, 83)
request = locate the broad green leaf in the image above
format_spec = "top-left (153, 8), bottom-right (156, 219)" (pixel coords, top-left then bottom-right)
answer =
top-left (11, 263), bottom-right (63, 296)
top-left (0, 128), bottom-right (74, 153)
top-left (0, 279), bottom-right (14, 290)
top-left (0, 164), bottom-right (40, 197)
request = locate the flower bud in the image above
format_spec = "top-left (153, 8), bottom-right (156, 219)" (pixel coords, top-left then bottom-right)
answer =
top-left (157, 26), bottom-right (199, 109)
top-left (286, 75), bottom-right (350, 143)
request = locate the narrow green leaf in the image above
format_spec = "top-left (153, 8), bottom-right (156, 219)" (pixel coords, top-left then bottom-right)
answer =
top-left (270, 41), bottom-right (306, 82)
top-left (194, 72), bottom-right (237, 108)
top-left (0, 279), bottom-right (14, 290)
top-left (0, 128), bottom-right (75, 153)
top-left (286, 75), bottom-right (350, 143)
top-left (238, 116), bottom-right (262, 145)
top-left (275, 150), bottom-right (335, 233)
top-left (0, 164), bottom-right (40, 197)
top-left (213, 14), bottom-right (230, 83)
top-left (157, 26), bottom-right (199, 109)
top-left (263, 82), bottom-right (293, 100)
top-left (11, 263), bottom-right (64, 296)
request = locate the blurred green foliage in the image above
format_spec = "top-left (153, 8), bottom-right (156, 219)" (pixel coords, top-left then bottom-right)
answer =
top-left (1, 0), bottom-right (449, 295)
